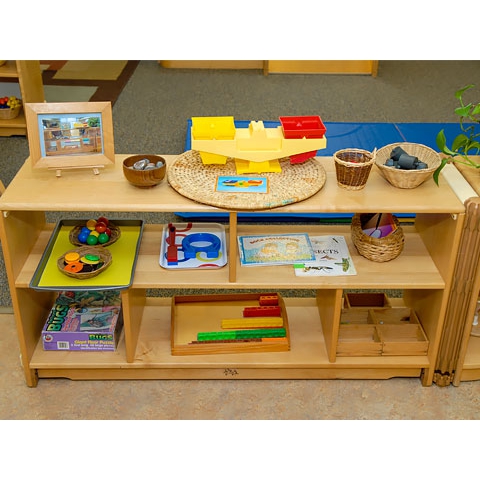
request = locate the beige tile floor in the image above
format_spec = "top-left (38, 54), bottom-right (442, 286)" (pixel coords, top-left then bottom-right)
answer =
top-left (2, 312), bottom-right (480, 420)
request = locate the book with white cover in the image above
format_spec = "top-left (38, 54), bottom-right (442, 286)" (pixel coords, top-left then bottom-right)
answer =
top-left (294, 235), bottom-right (357, 276)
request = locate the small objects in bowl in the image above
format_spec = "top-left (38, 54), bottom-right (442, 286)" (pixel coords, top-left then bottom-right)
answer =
top-left (69, 216), bottom-right (121, 247)
top-left (383, 146), bottom-right (429, 170)
top-left (375, 142), bottom-right (441, 189)
top-left (57, 246), bottom-right (112, 279)
top-left (123, 154), bottom-right (166, 188)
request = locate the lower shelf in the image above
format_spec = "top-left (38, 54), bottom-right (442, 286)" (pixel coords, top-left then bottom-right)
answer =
top-left (30, 297), bottom-right (429, 381)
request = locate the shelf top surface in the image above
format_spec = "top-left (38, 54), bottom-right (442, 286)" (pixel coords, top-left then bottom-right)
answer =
top-left (0, 154), bottom-right (468, 214)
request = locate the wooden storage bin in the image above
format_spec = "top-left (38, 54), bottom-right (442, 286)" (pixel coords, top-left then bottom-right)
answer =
top-left (370, 308), bottom-right (429, 356)
top-left (171, 292), bottom-right (290, 355)
top-left (340, 309), bottom-right (371, 325)
top-left (338, 306), bottom-right (429, 356)
top-left (370, 307), bottom-right (418, 325)
top-left (337, 325), bottom-right (382, 356)
top-left (377, 324), bottom-right (429, 356)
top-left (338, 307), bottom-right (380, 355)
top-left (344, 292), bottom-right (392, 310)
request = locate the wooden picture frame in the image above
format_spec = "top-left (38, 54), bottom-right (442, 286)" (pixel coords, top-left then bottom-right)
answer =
top-left (25, 102), bottom-right (115, 171)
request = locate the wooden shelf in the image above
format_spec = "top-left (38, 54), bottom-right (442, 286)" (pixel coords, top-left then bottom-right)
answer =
top-left (30, 297), bottom-right (427, 381)
top-left (0, 60), bottom-right (45, 136)
top-left (0, 154), bottom-right (467, 386)
top-left (0, 60), bottom-right (21, 78)
top-left (15, 223), bottom-right (445, 290)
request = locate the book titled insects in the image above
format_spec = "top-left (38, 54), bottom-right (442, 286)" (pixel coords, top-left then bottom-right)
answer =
top-left (293, 235), bottom-right (357, 276)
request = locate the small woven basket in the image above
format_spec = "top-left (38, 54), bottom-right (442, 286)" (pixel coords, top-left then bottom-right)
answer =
top-left (57, 246), bottom-right (112, 279)
top-left (351, 213), bottom-right (405, 262)
top-left (0, 105), bottom-right (21, 120)
top-left (69, 222), bottom-right (121, 247)
top-left (334, 148), bottom-right (376, 190)
top-left (375, 142), bottom-right (441, 189)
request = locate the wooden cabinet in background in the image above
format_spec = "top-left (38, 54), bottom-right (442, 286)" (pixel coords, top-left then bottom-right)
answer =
top-left (159, 60), bottom-right (378, 76)
top-left (0, 60), bottom-right (45, 136)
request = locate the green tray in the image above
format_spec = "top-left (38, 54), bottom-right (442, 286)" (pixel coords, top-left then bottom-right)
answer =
top-left (30, 219), bottom-right (144, 291)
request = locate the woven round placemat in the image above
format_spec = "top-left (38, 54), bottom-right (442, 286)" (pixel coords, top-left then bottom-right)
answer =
top-left (167, 150), bottom-right (326, 210)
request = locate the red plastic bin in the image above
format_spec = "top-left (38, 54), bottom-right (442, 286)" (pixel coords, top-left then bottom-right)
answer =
top-left (279, 115), bottom-right (327, 139)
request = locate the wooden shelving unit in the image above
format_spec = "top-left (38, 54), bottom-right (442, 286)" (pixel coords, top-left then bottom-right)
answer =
top-left (439, 160), bottom-right (480, 385)
top-left (0, 60), bottom-right (45, 136)
top-left (0, 154), bottom-right (467, 387)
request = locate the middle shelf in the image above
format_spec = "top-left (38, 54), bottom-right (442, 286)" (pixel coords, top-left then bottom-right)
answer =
top-left (18, 222), bottom-right (446, 290)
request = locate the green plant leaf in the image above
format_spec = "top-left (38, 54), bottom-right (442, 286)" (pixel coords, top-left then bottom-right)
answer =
top-left (433, 157), bottom-right (450, 186)
top-left (455, 105), bottom-right (472, 117)
top-left (436, 129), bottom-right (447, 150)
top-left (455, 84), bottom-right (475, 99)
top-left (436, 130), bottom-right (458, 156)
top-left (452, 133), bottom-right (470, 151)
top-left (465, 140), bottom-right (480, 153)
top-left (472, 104), bottom-right (480, 116)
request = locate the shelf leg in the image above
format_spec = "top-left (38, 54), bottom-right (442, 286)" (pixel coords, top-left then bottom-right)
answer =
top-left (229, 212), bottom-right (237, 283)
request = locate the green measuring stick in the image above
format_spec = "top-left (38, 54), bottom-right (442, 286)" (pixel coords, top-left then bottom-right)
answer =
top-left (197, 328), bottom-right (286, 342)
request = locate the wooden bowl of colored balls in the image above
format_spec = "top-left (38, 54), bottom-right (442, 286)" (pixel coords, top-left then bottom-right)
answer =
top-left (69, 216), bottom-right (121, 247)
top-left (122, 154), bottom-right (166, 188)
top-left (57, 246), bottom-right (112, 279)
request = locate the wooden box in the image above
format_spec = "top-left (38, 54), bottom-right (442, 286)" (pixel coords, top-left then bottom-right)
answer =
top-left (344, 292), bottom-right (391, 310)
top-left (338, 301), bottom-right (379, 355)
top-left (370, 308), bottom-right (429, 356)
top-left (340, 309), bottom-right (371, 325)
top-left (171, 292), bottom-right (290, 355)
top-left (337, 324), bottom-right (382, 356)
top-left (337, 306), bottom-right (429, 356)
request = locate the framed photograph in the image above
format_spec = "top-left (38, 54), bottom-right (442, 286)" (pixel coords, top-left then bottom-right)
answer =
top-left (25, 102), bottom-right (115, 170)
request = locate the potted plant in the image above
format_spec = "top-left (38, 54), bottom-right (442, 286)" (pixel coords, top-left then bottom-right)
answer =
top-left (434, 84), bottom-right (480, 185)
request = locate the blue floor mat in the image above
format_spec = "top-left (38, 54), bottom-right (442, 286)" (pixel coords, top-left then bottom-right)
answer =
top-left (395, 122), bottom-right (472, 150)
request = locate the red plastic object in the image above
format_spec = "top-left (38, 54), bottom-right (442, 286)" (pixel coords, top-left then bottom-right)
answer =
top-left (259, 295), bottom-right (279, 306)
top-left (279, 115), bottom-right (326, 139)
top-left (289, 150), bottom-right (318, 164)
top-left (243, 306), bottom-right (282, 317)
top-left (167, 245), bottom-right (178, 265)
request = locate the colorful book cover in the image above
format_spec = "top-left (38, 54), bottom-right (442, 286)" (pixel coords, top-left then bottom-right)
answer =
top-left (216, 176), bottom-right (268, 193)
top-left (294, 235), bottom-right (357, 276)
top-left (41, 290), bottom-right (123, 351)
top-left (237, 233), bottom-right (316, 266)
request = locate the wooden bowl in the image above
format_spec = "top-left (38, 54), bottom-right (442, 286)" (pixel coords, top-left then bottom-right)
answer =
top-left (123, 155), bottom-right (166, 188)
